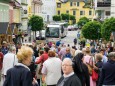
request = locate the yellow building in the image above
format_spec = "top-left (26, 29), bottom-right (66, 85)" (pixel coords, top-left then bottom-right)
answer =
top-left (56, 0), bottom-right (95, 23)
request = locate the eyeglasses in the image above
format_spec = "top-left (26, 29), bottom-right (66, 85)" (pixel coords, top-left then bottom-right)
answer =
top-left (62, 64), bottom-right (72, 67)
top-left (66, 50), bottom-right (70, 51)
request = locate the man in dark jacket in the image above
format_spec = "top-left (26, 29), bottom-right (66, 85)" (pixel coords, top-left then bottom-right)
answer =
top-left (57, 58), bottom-right (81, 86)
top-left (98, 52), bottom-right (115, 86)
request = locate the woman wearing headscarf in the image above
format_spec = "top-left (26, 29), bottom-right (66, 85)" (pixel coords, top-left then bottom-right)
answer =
top-left (73, 53), bottom-right (90, 86)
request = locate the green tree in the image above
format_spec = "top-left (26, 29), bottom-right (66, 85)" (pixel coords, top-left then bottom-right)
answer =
top-left (61, 13), bottom-right (69, 21)
top-left (53, 15), bottom-right (61, 21)
top-left (69, 15), bottom-right (76, 24)
top-left (29, 15), bottom-right (43, 37)
top-left (82, 21), bottom-right (101, 40)
top-left (78, 17), bottom-right (90, 28)
top-left (101, 17), bottom-right (115, 41)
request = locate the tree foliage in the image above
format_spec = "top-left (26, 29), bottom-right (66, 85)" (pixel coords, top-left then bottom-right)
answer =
top-left (29, 15), bottom-right (43, 31)
top-left (53, 15), bottom-right (61, 21)
top-left (78, 17), bottom-right (90, 28)
top-left (69, 15), bottom-right (75, 20)
top-left (101, 17), bottom-right (115, 41)
top-left (82, 21), bottom-right (101, 40)
top-left (61, 13), bottom-right (69, 20)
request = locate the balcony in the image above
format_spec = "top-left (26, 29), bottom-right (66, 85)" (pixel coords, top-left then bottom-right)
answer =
top-left (97, 2), bottom-right (111, 7)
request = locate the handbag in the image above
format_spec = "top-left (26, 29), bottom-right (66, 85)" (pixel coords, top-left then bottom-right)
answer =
top-left (92, 69), bottom-right (98, 81)
top-left (86, 57), bottom-right (93, 75)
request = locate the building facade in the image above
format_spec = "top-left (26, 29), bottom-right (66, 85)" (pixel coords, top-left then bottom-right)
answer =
top-left (42, 0), bottom-right (56, 22)
top-left (111, 0), bottom-right (115, 17)
top-left (95, 0), bottom-right (111, 21)
top-left (56, 0), bottom-right (94, 22)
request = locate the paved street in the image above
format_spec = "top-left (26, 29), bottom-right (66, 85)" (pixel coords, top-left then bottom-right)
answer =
top-left (61, 30), bottom-right (80, 48)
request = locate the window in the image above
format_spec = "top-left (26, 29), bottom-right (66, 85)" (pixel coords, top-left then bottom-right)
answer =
top-left (66, 10), bottom-right (69, 14)
top-left (89, 11), bottom-right (92, 15)
top-left (77, 2), bottom-right (79, 6)
top-left (80, 11), bottom-right (84, 15)
top-left (57, 3), bottom-right (61, 8)
top-left (73, 10), bottom-right (76, 15)
top-left (105, 11), bottom-right (110, 16)
top-left (58, 10), bottom-right (60, 15)
top-left (70, 2), bottom-right (73, 6)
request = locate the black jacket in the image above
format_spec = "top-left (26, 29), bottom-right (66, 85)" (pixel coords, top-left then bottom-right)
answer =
top-left (57, 74), bottom-right (81, 86)
top-left (98, 60), bottom-right (115, 86)
top-left (73, 62), bottom-right (90, 86)
top-left (3, 65), bottom-right (34, 86)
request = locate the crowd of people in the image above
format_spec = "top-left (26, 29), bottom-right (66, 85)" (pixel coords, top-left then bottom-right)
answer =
top-left (0, 40), bottom-right (115, 86)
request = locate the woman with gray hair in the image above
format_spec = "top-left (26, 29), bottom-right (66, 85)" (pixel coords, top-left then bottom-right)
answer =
top-left (98, 52), bottom-right (115, 86)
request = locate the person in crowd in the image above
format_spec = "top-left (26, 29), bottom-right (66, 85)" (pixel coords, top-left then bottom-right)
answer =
top-left (32, 43), bottom-right (39, 58)
top-left (42, 50), bottom-right (62, 86)
top-left (83, 47), bottom-right (96, 86)
top-left (100, 49), bottom-right (108, 63)
top-left (35, 47), bottom-right (49, 64)
top-left (58, 44), bottom-right (66, 60)
top-left (93, 53), bottom-right (103, 85)
top-left (3, 46), bottom-right (38, 86)
top-left (62, 47), bottom-right (72, 60)
top-left (2, 45), bottom-right (18, 79)
top-left (71, 46), bottom-right (76, 58)
top-left (91, 45), bottom-right (97, 54)
top-left (82, 48), bottom-right (86, 56)
top-left (35, 50), bottom-right (44, 86)
top-left (50, 44), bottom-right (56, 51)
top-left (0, 48), bottom-right (3, 81)
top-left (16, 43), bottom-right (22, 54)
top-left (1, 41), bottom-right (8, 55)
top-left (98, 52), bottom-right (115, 86)
top-left (73, 53), bottom-right (90, 86)
top-left (73, 38), bottom-right (77, 45)
top-left (56, 58), bottom-right (81, 86)
top-left (56, 40), bottom-right (61, 47)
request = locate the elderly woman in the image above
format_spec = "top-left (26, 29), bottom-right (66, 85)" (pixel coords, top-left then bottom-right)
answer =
top-left (98, 52), bottom-right (115, 86)
top-left (42, 50), bottom-right (62, 86)
top-left (3, 46), bottom-right (38, 86)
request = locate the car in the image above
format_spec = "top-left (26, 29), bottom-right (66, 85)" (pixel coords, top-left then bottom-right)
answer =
top-left (73, 24), bottom-right (78, 30)
top-left (67, 25), bottom-right (74, 31)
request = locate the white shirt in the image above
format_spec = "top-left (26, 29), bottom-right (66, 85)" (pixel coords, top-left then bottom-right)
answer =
top-left (42, 57), bottom-right (62, 85)
top-left (2, 53), bottom-right (18, 75)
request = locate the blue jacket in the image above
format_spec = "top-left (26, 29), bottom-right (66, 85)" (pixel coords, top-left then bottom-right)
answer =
top-left (3, 65), bottom-right (38, 86)
top-left (98, 60), bottom-right (115, 86)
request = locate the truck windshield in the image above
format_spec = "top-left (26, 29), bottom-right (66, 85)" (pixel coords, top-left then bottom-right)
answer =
top-left (46, 27), bottom-right (59, 38)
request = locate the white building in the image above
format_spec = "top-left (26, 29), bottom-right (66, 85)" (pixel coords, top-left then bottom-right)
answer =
top-left (42, 0), bottom-right (56, 22)
top-left (94, 0), bottom-right (111, 21)
top-left (111, 0), bottom-right (115, 17)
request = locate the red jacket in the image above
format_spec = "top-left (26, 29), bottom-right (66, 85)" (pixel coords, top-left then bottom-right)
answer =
top-left (0, 52), bottom-right (4, 70)
top-left (35, 52), bottom-right (48, 64)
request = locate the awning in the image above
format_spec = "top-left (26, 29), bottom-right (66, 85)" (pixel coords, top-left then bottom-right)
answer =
top-left (0, 22), bottom-right (9, 34)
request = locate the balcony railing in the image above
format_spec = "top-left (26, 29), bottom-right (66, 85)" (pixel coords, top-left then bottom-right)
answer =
top-left (97, 2), bottom-right (111, 7)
